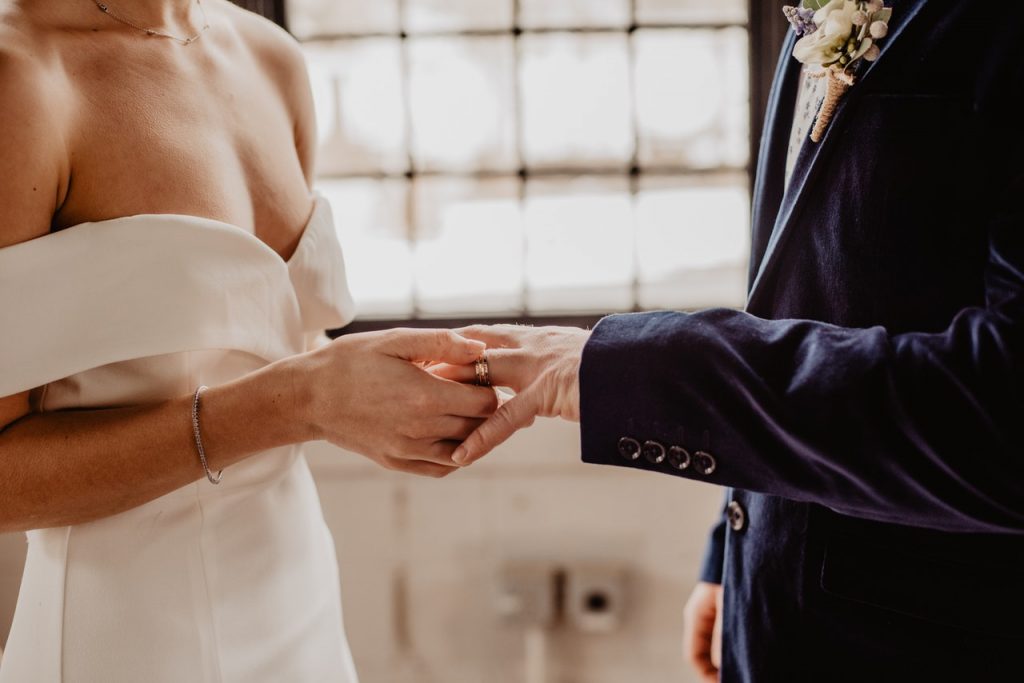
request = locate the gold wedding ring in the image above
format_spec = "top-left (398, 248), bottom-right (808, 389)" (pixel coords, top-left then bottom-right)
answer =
top-left (474, 353), bottom-right (492, 387)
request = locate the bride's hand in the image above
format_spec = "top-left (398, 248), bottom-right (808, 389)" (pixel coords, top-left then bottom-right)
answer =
top-left (293, 329), bottom-right (499, 477)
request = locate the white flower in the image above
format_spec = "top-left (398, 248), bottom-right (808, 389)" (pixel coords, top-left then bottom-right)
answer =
top-left (792, 0), bottom-right (860, 66)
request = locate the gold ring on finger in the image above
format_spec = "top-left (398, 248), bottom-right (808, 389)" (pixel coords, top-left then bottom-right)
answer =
top-left (474, 353), bottom-right (492, 387)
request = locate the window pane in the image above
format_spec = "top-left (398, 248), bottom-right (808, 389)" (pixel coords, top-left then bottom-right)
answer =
top-left (413, 178), bottom-right (524, 315)
top-left (519, 0), bottom-right (630, 29)
top-left (286, 0), bottom-right (399, 38)
top-left (405, 0), bottom-right (513, 32)
top-left (636, 0), bottom-right (747, 24)
top-left (316, 179), bottom-right (415, 318)
top-left (635, 174), bottom-right (749, 310)
top-left (634, 28), bottom-right (748, 169)
top-left (524, 177), bottom-right (634, 313)
top-left (303, 40), bottom-right (409, 176)
top-left (520, 34), bottom-right (633, 169)
top-left (408, 37), bottom-right (517, 172)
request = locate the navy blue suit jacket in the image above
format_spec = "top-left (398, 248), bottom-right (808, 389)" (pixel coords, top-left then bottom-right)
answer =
top-left (579, 2), bottom-right (1024, 680)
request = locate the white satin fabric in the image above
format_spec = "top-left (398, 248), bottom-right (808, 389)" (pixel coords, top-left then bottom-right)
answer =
top-left (0, 196), bottom-right (359, 682)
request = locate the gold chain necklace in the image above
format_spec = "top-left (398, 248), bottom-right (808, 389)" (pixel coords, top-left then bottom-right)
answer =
top-left (93, 0), bottom-right (210, 46)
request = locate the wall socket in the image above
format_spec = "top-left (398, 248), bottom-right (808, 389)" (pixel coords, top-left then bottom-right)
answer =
top-left (564, 564), bottom-right (626, 634)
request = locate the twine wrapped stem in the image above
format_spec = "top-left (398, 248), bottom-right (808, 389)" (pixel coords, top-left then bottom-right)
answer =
top-left (811, 66), bottom-right (856, 143)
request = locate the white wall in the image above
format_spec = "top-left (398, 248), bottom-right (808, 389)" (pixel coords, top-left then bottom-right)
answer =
top-left (0, 419), bottom-right (722, 682)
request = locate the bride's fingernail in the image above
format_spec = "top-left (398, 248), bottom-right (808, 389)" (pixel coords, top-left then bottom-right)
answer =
top-left (452, 448), bottom-right (468, 465)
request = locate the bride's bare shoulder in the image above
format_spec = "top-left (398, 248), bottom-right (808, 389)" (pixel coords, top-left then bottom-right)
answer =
top-left (0, 2), bottom-right (71, 247)
top-left (216, 0), bottom-right (308, 80)
top-left (214, 1), bottom-right (317, 177)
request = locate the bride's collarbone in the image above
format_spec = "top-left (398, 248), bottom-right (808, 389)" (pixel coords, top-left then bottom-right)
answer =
top-left (44, 11), bottom-right (311, 253)
top-left (54, 105), bottom-right (311, 254)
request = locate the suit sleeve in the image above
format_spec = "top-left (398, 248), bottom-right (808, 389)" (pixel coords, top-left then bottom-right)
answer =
top-left (579, 172), bottom-right (1024, 535)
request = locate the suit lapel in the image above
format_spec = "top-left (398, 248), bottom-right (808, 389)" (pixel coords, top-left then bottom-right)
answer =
top-left (748, 28), bottom-right (802, 288)
top-left (745, 0), bottom-right (930, 311)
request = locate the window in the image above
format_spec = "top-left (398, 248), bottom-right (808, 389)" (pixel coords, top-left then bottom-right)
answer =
top-left (287, 0), bottom-right (751, 322)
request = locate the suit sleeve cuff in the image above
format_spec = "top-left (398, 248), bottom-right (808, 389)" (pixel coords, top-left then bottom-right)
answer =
top-left (578, 311), bottom-right (730, 483)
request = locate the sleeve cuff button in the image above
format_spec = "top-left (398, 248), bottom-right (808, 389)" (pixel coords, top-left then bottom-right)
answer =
top-left (667, 446), bottom-right (691, 471)
top-left (617, 437), bottom-right (642, 461)
top-left (642, 440), bottom-right (666, 464)
top-left (694, 451), bottom-right (717, 476)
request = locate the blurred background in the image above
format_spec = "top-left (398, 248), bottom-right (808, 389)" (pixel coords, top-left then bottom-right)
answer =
top-left (0, 1), bottom-right (788, 680)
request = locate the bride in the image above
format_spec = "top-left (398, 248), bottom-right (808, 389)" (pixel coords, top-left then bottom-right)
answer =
top-left (0, 1), bottom-right (498, 680)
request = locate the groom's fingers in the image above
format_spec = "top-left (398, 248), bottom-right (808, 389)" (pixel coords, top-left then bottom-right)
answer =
top-left (451, 388), bottom-right (539, 466)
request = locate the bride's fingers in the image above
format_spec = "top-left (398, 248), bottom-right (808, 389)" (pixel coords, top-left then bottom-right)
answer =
top-left (428, 363), bottom-right (475, 383)
top-left (433, 380), bottom-right (500, 418)
top-left (424, 416), bottom-right (485, 441)
top-left (382, 455), bottom-right (459, 478)
top-left (393, 438), bottom-right (463, 466)
top-left (384, 328), bottom-right (486, 364)
top-left (451, 388), bottom-right (540, 466)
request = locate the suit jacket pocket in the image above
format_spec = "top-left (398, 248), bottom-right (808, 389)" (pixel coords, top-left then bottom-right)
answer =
top-left (820, 533), bottom-right (1024, 639)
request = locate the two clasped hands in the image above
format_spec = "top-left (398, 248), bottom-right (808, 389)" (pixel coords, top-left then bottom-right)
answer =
top-left (300, 325), bottom-right (590, 476)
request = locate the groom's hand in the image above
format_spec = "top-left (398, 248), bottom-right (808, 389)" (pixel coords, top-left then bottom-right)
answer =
top-left (683, 581), bottom-right (723, 682)
top-left (438, 325), bottom-right (590, 466)
top-left (299, 328), bottom-right (500, 477)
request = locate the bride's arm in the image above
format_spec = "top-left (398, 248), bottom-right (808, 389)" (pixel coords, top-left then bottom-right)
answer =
top-left (0, 44), bottom-right (497, 534)
top-left (0, 330), bottom-right (497, 533)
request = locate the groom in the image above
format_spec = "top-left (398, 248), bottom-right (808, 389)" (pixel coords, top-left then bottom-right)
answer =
top-left (448, 2), bottom-right (1024, 680)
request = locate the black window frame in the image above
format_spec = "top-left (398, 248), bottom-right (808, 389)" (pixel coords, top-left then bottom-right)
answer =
top-left (237, 0), bottom-right (787, 335)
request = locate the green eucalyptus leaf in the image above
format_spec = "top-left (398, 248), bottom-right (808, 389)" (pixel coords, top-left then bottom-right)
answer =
top-left (851, 36), bottom-right (873, 60)
top-left (801, 0), bottom-right (830, 10)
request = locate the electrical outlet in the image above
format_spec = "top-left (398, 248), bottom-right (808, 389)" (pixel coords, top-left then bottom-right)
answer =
top-left (495, 562), bottom-right (558, 628)
top-left (564, 564), bottom-right (626, 633)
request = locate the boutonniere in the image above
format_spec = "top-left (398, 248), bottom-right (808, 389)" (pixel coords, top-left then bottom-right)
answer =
top-left (783, 1), bottom-right (892, 142)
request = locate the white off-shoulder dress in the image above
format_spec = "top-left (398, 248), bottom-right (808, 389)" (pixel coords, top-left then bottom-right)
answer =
top-left (0, 196), bottom-right (360, 682)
